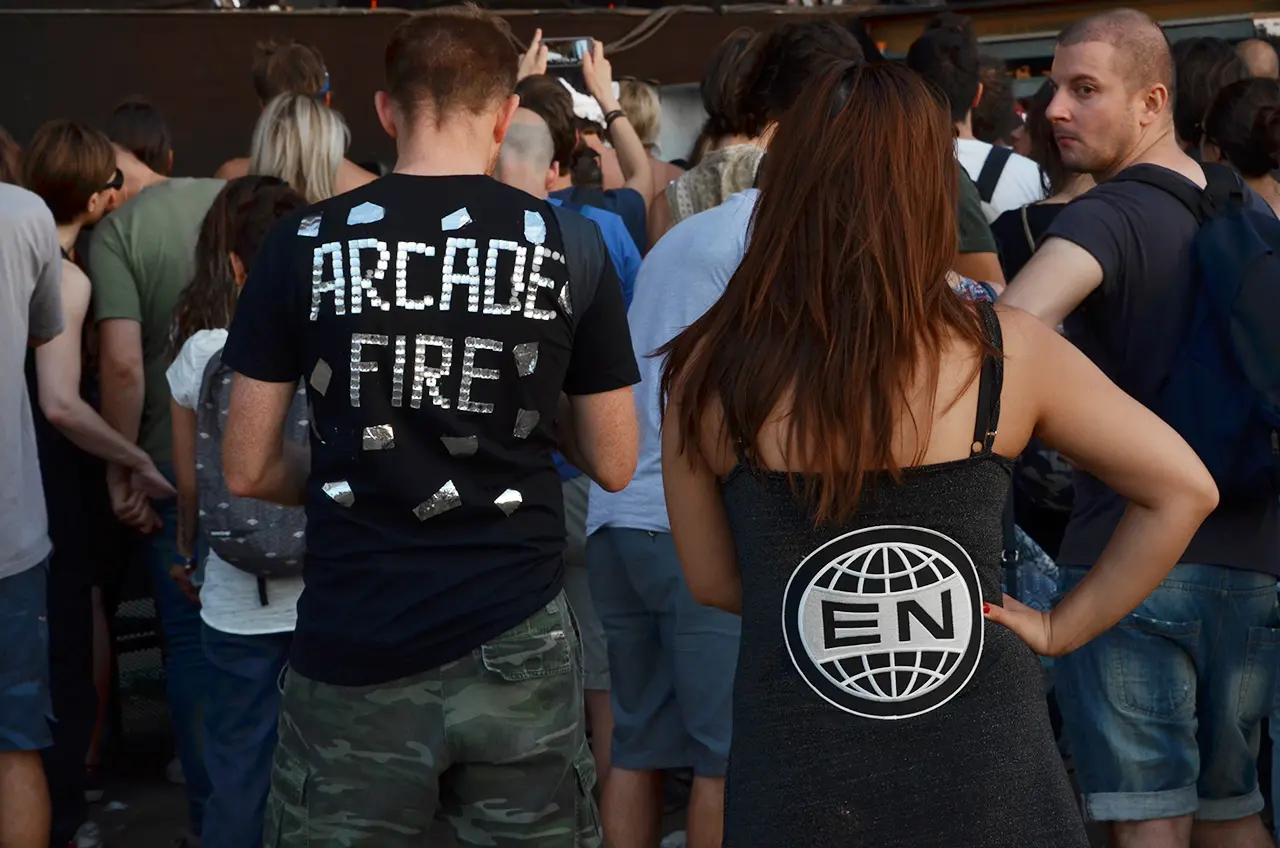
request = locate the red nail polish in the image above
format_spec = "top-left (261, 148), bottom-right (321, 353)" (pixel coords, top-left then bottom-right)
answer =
top-left (982, 602), bottom-right (991, 614)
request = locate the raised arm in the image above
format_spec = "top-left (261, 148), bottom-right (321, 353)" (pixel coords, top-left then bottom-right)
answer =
top-left (582, 41), bottom-right (653, 208)
top-left (983, 309), bottom-right (1218, 655)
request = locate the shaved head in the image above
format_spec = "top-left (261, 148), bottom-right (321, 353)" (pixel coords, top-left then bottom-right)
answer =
top-left (1237, 38), bottom-right (1280, 79)
top-left (502, 108), bottom-right (555, 170)
top-left (496, 107), bottom-right (556, 197)
top-left (1057, 8), bottom-right (1173, 94)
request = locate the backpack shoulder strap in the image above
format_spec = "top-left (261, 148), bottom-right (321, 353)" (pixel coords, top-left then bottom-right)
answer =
top-left (1109, 163), bottom-right (1241, 224)
top-left (976, 146), bottom-right (1013, 204)
top-left (198, 348), bottom-right (227, 411)
top-left (546, 203), bottom-right (606, 331)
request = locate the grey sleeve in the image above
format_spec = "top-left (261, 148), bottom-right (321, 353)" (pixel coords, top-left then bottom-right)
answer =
top-left (28, 218), bottom-right (64, 340)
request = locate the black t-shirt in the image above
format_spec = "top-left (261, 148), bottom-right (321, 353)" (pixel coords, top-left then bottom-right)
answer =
top-left (1046, 166), bottom-right (1279, 575)
top-left (990, 202), bottom-right (1066, 281)
top-left (223, 174), bottom-right (641, 685)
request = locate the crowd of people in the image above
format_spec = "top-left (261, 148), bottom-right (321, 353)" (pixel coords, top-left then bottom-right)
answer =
top-left (1, 5), bottom-right (1280, 848)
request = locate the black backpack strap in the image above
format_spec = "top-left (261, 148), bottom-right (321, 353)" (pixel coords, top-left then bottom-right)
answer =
top-left (1109, 163), bottom-right (1243, 224)
top-left (976, 146), bottom-right (1013, 204)
top-left (970, 301), bottom-right (1005, 457)
top-left (545, 203), bottom-right (606, 331)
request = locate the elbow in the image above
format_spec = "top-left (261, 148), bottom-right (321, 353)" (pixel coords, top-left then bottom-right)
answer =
top-left (686, 579), bottom-right (737, 613)
top-left (223, 461), bottom-right (263, 500)
top-left (595, 451), bottom-right (638, 493)
top-left (1188, 471), bottom-right (1220, 519)
top-left (40, 396), bottom-right (76, 431)
top-left (100, 355), bottom-right (143, 390)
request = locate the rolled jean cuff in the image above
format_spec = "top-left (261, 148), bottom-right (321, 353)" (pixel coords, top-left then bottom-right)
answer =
top-left (1196, 788), bottom-right (1265, 822)
top-left (1082, 786), bottom-right (1198, 822)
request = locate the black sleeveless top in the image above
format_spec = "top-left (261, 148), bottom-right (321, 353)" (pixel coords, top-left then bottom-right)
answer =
top-left (720, 303), bottom-right (1087, 847)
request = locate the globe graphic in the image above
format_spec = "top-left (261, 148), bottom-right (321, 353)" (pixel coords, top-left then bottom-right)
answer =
top-left (804, 540), bottom-right (968, 703)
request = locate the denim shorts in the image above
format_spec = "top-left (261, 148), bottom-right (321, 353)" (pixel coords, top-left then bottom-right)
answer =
top-left (1054, 563), bottom-right (1280, 822)
top-left (586, 527), bottom-right (739, 777)
top-left (0, 559), bottom-right (54, 752)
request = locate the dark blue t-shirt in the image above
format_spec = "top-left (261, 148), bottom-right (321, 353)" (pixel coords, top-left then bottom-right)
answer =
top-left (551, 186), bottom-right (647, 254)
top-left (1046, 165), bottom-right (1279, 575)
top-left (222, 174), bottom-right (640, 685)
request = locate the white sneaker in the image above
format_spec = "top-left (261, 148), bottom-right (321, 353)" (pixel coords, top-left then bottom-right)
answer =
top-left (660, 831), bottom-right (687, 848)
top-left (166, 756), bottom-right (186, 785)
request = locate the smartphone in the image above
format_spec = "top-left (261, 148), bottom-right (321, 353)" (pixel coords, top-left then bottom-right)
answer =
top-left (543, 37), bottom-right (594, 69)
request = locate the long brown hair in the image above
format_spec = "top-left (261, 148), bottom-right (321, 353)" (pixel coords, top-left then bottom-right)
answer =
top-left (660, 61), bottom-right (991, 524)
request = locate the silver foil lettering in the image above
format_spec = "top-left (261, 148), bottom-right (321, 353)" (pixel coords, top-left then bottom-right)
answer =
top-left (310, 242), bottom-right (345, 320)
top-left (350, 333), bottom-right (389, 408)
top-left (457, 337), bottom-right (502, 414)
top-left (395, 241), bottom-right (434, 311)
top-left (439, 237), bottom-right (481, 313)
top-left (482, 239), bottom-right (528, 316)
top-left (411, 335), bottom-right (452, 410)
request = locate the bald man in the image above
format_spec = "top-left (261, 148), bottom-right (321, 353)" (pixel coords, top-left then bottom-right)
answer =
top-left (1004, 10), bottom-right (1279, 848)
top-left (496, 107), bottom-right (640, 790)
top-left (1237, 38), bottom-right (1280, 79)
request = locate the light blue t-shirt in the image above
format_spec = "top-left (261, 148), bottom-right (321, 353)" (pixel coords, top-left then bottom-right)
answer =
top-left (586, 189), bottom-right (759, 536)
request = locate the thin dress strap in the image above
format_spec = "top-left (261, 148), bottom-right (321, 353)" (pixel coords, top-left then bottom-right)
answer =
top-left (970, 301), bottom-right (1004, 457)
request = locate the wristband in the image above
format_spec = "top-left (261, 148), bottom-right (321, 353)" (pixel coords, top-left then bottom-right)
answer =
top-left (173, 553), bottom-right (196, 570)
top-left (604, 109), bottom-right (627, 130)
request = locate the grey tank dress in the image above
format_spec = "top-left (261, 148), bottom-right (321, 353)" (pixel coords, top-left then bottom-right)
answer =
top-left (720, 303), bottom-right (1088, 847)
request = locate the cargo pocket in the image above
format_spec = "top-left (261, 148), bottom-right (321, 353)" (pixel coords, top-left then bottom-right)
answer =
top-left (1107, 613), bottom-right (1199, 720)
top-left (480, 599), bottom-right (572, 681)
top-left (574, 746), bottom-right (603, 848)
top-left (1238, 625), bottom-right (1280, 727)
top-left (264, 745), bottom-right (310, 848)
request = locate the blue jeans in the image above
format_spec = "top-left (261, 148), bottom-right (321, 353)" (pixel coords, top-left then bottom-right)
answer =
top-left (587, 527), bottom-right (739, 777)
top-left (0, 559), bottom-right (52, 752)
top-left (203, 624), bottom-right (291, 848)
top-left (144, 494), bottom-right (211, 835)
top-left (1055, 563), bottom-right (1279, 822)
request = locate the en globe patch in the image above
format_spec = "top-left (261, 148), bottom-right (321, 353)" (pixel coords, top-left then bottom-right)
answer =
top-left (782, 525), bottom-right (984, 720)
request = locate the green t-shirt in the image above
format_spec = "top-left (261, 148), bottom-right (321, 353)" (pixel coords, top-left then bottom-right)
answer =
top-left (89, 178), bottom-right (224, 464)
top-left (957, 169), bottom-right (997, 255)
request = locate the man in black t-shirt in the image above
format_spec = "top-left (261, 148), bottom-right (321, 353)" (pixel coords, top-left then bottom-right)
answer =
top-left (1004, 10), bottom-right (1278, 847)
top-left (220, 9), bottom-right (639, 846)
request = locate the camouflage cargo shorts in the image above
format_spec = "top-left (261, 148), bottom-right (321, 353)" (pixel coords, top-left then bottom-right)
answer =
top-left (264, 591), bottom-right (602, 847)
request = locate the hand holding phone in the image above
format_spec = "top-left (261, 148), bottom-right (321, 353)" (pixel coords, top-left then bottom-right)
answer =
top-left (543, 36), bottom-right (594, 69)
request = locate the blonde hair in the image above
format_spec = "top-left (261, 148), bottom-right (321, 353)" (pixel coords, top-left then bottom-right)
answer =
top-left (249, 93), bottom-right (349, 203)
top-left (618, 79), bottom-right (661, 150)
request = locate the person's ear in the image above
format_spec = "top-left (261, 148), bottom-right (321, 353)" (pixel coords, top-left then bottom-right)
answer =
top-left (544, 163), bottom-right (559, 192)
top-left (971, 81), bottom-right (984, 111)
top-left (1201, 139), bottom-right (1223, 164)
top-left (230, 252), bottom-right (248, 288)
top-left (166, 149), bottom-right (175, 176)
top-left (374, 91), bottom-right (399, 140)
top-left (1141, 84), bottom-right (1170, 128)
top-left (494, 94), bottom-right (521, 145)
top-left (324, 92), bottom-right (333, 109)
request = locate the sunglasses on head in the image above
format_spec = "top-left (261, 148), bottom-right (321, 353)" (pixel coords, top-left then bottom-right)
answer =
top-left (102, 168), bottom-right (124, 192)
top-left (315, 70), bottom-right (331, 99)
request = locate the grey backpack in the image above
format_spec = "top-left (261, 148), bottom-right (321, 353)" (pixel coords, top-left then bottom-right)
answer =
top-left (195, 349), bottom-right (308, 583)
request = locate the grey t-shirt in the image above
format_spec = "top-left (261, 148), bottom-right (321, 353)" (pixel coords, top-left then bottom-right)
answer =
top-left (0, 184), bottom-right (64, 579)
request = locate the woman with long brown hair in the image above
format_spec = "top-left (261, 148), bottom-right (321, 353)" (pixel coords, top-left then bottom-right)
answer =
top-left (660, 61), bottom-right (1218, 845)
